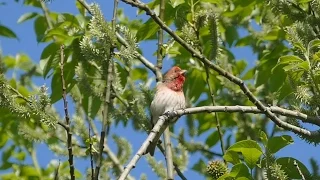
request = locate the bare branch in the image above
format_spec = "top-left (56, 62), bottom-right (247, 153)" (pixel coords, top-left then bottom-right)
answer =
top-left (118, 113), bottom-right (169, 180)
top-left (205, 67), bottom-right (226, 159)
top-left (156, 144), bottom-right (188, 180)
top-left (60, 45), bottom-right (75, 180)
top-left (119, 0), bottom-right (319, 137)
top-left (118, 105), bottom-right (320, 179)
top-left (154, 0), bottom-right (174, 178)
top-left (88, 118), bottom-right (94, 180)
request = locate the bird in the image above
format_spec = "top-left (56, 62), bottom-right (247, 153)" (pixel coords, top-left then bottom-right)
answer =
top-left (145, 66), bottom-right (186, 156)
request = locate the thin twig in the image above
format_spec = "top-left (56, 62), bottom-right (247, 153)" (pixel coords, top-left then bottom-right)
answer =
top-left (60, 45), bottom-right (75, 180)
top-left (77, 0), bottom-right (92, 15)
top-left (112, 0), bottom-right (119, 31)
top-left (29, 148), bottom-right (42, 178)
top-left (94, 48), bottom-right (114, 180)
top-left (94, 0), bottom-right (118, 177)
top-left (54, 160), bottom-right (61, 180)
top-left (157, 144), bottom-right (187, 180)
top-left (40, 1), bottom-right (53, 29)
top-left (120, 0), bottom-right (319, 138)
top-left (88, 118), bottom-right (94, 180)
top-left (205, 67), bottom-right (226, 159)
top-left (88, 117), bottom-right (134, 180)
top-left (155, 0), bottom-right (173, 178)
top-left (294, 160), bottom-right (306, 180)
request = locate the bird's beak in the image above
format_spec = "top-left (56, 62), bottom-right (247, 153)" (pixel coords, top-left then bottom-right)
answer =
top-left (180, 70), bottom-right (187, 76)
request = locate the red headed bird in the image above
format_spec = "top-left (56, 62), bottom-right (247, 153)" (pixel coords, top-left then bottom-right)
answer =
top-left (146, 66), bottom-right (187, 156)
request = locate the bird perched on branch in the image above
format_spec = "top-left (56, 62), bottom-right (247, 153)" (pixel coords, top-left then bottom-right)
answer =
top-left (145, 66), bottom-right (186, 156)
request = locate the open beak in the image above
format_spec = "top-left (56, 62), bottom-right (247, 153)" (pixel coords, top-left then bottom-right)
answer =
top-left (180, 70), bottom-right (187, 76)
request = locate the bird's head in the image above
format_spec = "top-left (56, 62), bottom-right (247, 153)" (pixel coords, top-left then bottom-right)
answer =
top-left (163, 66), bottom-right (186, 91)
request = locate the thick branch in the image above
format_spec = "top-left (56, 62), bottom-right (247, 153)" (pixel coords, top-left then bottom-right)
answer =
top-left (120, 0), bottom-right (318, 138)
top-left (118, 105), bottom-right (320, 179)
top-left (118, 113), bottom-right (168, 180)
top-left (60, 45), bottom-right (75, 180)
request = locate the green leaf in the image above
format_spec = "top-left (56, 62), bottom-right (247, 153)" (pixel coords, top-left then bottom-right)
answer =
top-left (259, 130), bottom-right (268, 146)
top-left (34, 16), bottom-right (47, 42)
top-left (17, 12), bottom-right (38, 23)
top-left (267, 135), bottom-right (293, 154)
top-left (82, 95), bottom-right (102, 119)
top-left (185, 68), bottom-right (206, 102)
top-left (242, 68), bottom-right (255, 80)
top-left (269, 64), bottom-right (287, 92)
top-left (50, 61), bottom-right (76, 103)
top-left (0, 132), bottom-right (8, 148)
top-left (20, 166), bottom-right (39, 177)
top-left (0, 25), bottom-right (18, 39)
top-left (276, 157), bottom-right (311, 179)
top-left (24, 0), bottom-right (41, 8)
top-left (169, 0), bottom-right (185, 8)
top-left (13, 151), bottom-right (26, 161)
top-left (235, 36), bottom-right (253, 47)
top-left (43, 28), bottom-right (75, 45)
top-left (40, 43), bottom-right (60, 78)
top-left (2, 145), bottom-right (15, 162)
top-left (273, 55), bottom-right (305, 72)
top-left (205, 131), bottom-right (220, 147)
top-left (131, 67), bottom-right (148, 81)
top-left (235, 60), bottom-right (247, 75)
top-left (227, 163), bottom-right (251, 179)
top-left (200, 0), bottom-right (223, 5)
top-left (225, 26), bottom-right (238, 47)
top-left (76, 0), bottom-right (86, 15)
top-left (223, 150), bottom-right (241, 165)
top-left (225, 140), bottom-right (263, 169)
top-left (116, 62), bottom-right (129, 88)
top-left (136, 18), bottom-right (159, 41)
top-left (308, 39), bottom-right (320, 51)
top-left (191, 159), bottom-right (207, 174)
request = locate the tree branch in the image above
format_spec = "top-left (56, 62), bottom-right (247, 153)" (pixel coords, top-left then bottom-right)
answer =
top-left (118, 105), bottom-right (320, 179)
top-left (155, 0), bottom-right (173, 179)
top-left (294, 160), bottom-right (306, 180)
top-left (60, 45), bottom-right (75, 180)
top-left (119, 0), bottom-right (319, 138)
top-left (205, 67), bottom-right (225, 159)
top-left (88, 117), bottom-right (134, 180)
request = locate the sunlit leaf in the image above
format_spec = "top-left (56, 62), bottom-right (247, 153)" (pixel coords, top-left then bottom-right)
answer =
top-left (267, 135), bottom-right (293, 154)
top-left (225, 140), bottom-right (263, 169)
top-left (17, 12), bottom-right (38, 24)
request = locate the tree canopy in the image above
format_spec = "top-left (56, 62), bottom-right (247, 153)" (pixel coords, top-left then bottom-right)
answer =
top-left (0, 0), bottom-right (320, 179)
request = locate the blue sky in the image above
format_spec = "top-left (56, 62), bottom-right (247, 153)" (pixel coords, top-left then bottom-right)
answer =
top-left (0, 0), bottom-right (318, 179)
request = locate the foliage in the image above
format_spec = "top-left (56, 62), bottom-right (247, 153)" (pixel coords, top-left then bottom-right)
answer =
top-left (0, 0), bottom-right (319, 179)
